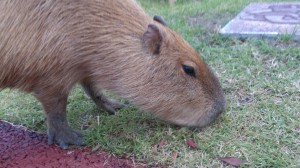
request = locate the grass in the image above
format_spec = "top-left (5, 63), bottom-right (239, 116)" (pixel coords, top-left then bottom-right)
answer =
top-left (0, 0), bottom-right (299, 167)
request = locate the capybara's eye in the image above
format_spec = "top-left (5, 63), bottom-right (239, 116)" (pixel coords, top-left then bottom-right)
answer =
top-left (182, 65), bottom-right (196, 77)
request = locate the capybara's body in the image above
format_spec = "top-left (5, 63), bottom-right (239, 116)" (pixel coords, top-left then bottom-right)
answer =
top-left (0, 0), bottom-right (225, 149)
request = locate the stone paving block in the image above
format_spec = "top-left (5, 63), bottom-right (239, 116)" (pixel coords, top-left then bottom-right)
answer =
top-left (220, 2), bottom-right (300, 39)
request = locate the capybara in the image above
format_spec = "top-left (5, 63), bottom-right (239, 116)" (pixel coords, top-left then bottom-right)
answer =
top-left (0, 0), bottom-right (225, 149)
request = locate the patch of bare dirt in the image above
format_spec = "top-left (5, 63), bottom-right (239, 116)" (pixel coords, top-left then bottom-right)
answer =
top-left (187, 13), bottom-right (233, 33)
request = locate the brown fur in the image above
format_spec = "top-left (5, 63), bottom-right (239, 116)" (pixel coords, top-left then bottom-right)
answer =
top-left (0, 0), bottom-right (225, 148)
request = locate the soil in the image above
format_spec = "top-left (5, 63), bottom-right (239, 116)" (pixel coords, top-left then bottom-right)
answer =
top-left (187, 13), bottom-right (233, 33)
top-left (0, 120), bottom-right (147, 168)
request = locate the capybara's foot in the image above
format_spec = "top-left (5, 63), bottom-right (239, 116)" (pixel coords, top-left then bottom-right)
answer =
top-left (47, 114), bottom-right (84, 149)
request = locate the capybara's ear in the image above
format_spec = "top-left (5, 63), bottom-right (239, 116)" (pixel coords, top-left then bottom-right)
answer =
top-left (143, 24), bottom-right (163, 55)
top-left (153, 15), bottom-right (167, 26)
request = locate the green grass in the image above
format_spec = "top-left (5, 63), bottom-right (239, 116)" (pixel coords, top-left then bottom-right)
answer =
top-left (0, 0), bottom-right (299, 167)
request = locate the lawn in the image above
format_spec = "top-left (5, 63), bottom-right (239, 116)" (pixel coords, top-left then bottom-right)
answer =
top-left (0, 0), bottom-right (299, 167)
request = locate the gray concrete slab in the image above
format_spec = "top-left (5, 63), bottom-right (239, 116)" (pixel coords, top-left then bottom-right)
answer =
top-left (220, 2), bottom-right (300, 39)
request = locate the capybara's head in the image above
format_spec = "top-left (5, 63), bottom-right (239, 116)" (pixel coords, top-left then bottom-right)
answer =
top-left (114, 16), bottom-right (225, 128)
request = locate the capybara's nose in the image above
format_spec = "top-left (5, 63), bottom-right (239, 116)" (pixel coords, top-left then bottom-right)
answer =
top-left (190, 96), bottom-right (226, 128)
top-left (212, 96), bottom-right (226, 119)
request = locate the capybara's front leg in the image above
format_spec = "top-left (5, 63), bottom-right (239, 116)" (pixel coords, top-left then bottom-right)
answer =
top-left (36, 93), bottom-right (84, 149)
top-left (81, 80), bottom-right (126, 115)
